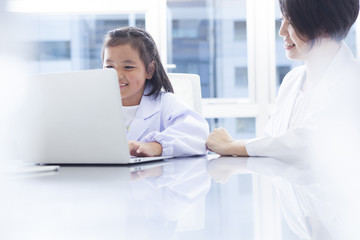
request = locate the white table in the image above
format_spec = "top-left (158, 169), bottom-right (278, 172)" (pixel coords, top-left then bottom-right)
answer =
top-left (0, 155), bottom-right (354, 239)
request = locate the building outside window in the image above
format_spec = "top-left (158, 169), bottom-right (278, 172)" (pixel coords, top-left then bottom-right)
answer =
top-left (234, 20), bottom-right (247, 41)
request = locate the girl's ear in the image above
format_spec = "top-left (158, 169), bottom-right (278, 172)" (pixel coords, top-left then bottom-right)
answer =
top-left (146, 61), bottom-right (155, 79)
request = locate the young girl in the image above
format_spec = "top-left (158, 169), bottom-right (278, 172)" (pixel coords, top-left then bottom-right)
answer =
top-left (102, 27), bottom-right (209, 157)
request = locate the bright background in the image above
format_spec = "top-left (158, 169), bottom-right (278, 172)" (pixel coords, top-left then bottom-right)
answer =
top-left (5, 0), bottom-right (359, 140)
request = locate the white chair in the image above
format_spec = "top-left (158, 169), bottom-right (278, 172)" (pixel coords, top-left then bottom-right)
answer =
top-left (167, 73), bottom-right (203, 116)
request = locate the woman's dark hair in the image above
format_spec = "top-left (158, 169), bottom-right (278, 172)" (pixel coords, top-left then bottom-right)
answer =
top-left (102, 27), bottom-right (173, 98)
top-left (279, 0), bottom-right (359, 42)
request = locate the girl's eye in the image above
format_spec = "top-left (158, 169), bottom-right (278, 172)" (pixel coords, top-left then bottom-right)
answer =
top-left (105, 65), bottom-right (114, 69)
top-left (124, 66), bottom-right (134, 69)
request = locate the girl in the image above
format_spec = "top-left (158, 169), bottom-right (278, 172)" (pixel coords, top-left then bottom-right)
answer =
top-left (102, 27), bottom-right (209, 157)
top-left (206, 0), bottom-right (360, 160)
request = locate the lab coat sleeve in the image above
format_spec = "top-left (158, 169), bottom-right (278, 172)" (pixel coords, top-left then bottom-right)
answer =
top-left (245, 127), bottom-right (314, 162)
top-left (141, 93), bottom-right (209, 157)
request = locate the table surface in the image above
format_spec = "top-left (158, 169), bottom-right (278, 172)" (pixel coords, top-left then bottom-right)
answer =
top-left (0, 155), bottom-right (357, 240)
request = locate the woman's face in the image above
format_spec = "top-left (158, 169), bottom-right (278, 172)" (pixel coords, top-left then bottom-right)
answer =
top-left (279, 17), bottom-right (310, 61)
top-left (103, 44), bottom-right (153, 106)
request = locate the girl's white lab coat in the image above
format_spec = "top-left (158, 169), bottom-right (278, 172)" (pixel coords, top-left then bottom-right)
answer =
top-left (127, 91), bottom-right (209, 157)
top-left (245, 41), bottom-right (360, 161)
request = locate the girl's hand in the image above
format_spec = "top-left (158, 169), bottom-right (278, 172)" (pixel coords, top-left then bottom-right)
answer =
top-left (128, 140), bottom-right (163, 157)
top-left (131, 166), bottom-right (163, 181)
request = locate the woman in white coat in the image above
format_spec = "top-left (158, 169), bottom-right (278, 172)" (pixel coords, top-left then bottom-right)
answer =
top-left (206, 0), bottom-right (360, 161)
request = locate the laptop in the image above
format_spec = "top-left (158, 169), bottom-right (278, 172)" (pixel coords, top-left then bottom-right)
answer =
top-left (18, 69), bottom-right (172, 164)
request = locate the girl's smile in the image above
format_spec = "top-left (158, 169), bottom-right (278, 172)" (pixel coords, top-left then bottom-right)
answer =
top-left (103, 44), bottom-right (154, 106)
top-left (119, 82), bottom-right (128, 88)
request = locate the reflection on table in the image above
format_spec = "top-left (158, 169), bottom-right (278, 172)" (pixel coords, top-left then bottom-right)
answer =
top-left (0, 154), bottom-right (359, 239)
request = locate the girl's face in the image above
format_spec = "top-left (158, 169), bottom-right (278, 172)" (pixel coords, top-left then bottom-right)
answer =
top-left (279, 17), bottom-right (310, 61)
top-left (103, 44), bottom-right (154, 106)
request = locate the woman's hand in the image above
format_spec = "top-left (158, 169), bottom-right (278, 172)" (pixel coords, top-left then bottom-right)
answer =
top-left (128, 140), bottom-right (163, 157)
top-left (206, 127), bottom-right (249, 156)
top-left (207, 156), bottom-right (249, 183)
top-left (206, 127), bottom-right (234, 155)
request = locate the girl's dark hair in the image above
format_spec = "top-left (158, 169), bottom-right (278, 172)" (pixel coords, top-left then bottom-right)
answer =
top-left (102, 27), bottom-right (173, 98)
top-left (279, 0), bottom-right (359, 43)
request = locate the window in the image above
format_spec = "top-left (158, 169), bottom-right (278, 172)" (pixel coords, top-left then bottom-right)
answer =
top-left (235, 66), bottom-right (248, 87)
top-left (26, 14), bottom-right (145, 73)
top-left (207, 117), bottom-right (256, 140)
top-left (234, 21), bottom-right (247, 41)
top-left (168, 0), bottom-right (248, 101)
top-left (32, 41), bottom-right (71, 61)
top-left (235, 118), bottom-right (255, 138)
top-left (276, 65), bottom-right (290, 88)
top-left (234, 66), bottom-right (248, 97)
top-left (170, 18), bottom-right (210, 96)
top-left (172, 20), bottom-right (206, 39)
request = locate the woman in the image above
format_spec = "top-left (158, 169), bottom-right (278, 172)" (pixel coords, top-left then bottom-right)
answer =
top-left (206, 0), bottom-right (360, 160)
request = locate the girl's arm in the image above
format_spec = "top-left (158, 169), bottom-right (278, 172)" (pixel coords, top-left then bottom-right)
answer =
top-left (141, 93), bottom-right (209, 157)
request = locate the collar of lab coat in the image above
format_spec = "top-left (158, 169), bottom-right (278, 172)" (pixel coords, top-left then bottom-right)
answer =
top-left (126, 92), bottom-right (162, 141)
top-left (318, 41), bottom-right (360, 113)
top-left (321, 41), bottom-right (357, 87)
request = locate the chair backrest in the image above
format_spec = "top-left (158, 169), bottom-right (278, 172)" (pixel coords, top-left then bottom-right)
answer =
top-left (167, 73), bottom-right (203, 116)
